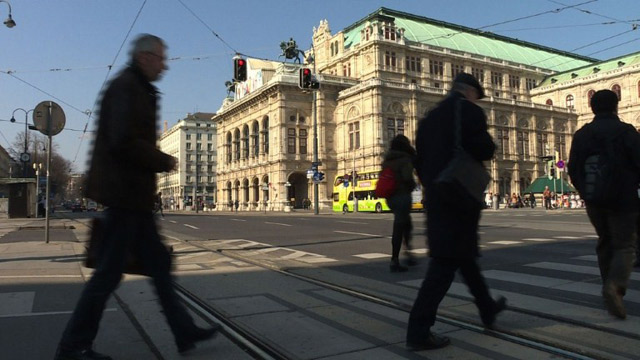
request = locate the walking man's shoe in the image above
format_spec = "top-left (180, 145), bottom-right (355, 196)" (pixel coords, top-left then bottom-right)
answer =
top-left (482, 296), bottom-right (508, 329)
top-left (603, 284), bottom-right (627, 319)
top-left (177, 324), bottom-right (221, 354)
top-left (54, 348), bottom-right (112, 360)
top-left (406, 332), bottom-right (451, 350)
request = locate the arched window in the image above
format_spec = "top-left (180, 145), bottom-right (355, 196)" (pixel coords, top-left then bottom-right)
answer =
top-left (252, 121), bottom-right (259, 157)
top-left (587, 89), bottom-right (595, 108)
top-left (233, 129), bottom-right (240, 161)
top-left (242, 125), bottom-right (249, 160)
top-left (565, 94), bottom-right (574, 109)
top-left (612, 84), bottom-right (621, 100)
top-left (637, 80), bottom-right (640, 98)
top-left (262, 116), bottom-right (269, 154)
top-left (545, 99), bottom-right (553, 106)
top-left (225, 132), bottom-right (232, 164)
top-left (330, 43), bottom-right (334, 57)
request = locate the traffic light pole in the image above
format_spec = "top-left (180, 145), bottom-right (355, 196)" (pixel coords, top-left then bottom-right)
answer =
top-left (312, 86), bottom-right (319, 215)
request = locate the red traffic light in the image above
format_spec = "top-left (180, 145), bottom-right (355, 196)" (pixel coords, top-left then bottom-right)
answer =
top-left (234, 57), bottom-right (247, 81)
top-left (303, 68), bottom-right (311, 76)
top-left (237, 59), bottom-right (245, 67)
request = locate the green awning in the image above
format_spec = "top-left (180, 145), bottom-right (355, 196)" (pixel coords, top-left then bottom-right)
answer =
top-left (523, 177), bottom-right (575, 194)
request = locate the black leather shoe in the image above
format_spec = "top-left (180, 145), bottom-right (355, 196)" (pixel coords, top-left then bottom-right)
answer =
top-left (54, 348), bottom-right (112, 360)
top-left (177, 324), bottom-right (221, 354)
top-left (482, 296), bottom-right (508, 329)
top-left (406, 332), bottom-right (451, 350)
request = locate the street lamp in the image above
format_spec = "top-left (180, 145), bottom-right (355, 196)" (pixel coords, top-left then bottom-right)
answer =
top-left (10, 108), bottom-right (34, 177)
top-left (1, 1), bottom-right (15, 28)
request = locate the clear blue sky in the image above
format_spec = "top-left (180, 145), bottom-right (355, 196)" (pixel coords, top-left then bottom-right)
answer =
top-left (1, 0), bottom-right (639, 172)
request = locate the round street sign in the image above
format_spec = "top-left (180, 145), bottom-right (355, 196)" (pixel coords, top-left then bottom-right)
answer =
top-left (556, 160), bottom-right (565, 169)
top-left (33, 101), bottom-right (66, 136)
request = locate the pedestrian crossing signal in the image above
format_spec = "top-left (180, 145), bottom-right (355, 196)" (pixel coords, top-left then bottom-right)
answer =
top-left (299, 68), bottom-right (320, 90)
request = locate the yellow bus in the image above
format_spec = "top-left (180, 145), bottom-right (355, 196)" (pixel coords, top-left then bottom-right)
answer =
top-left (332, 170), bottom-right (423, 213)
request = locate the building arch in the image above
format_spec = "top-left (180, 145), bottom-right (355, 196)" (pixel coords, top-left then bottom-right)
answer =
top-left (225, 132), bottom-right (232, 164)
top-left (251, 177), bottom-right (260, 207)
top-left (225, 181), bottom-right (232, 209)
top-left (565, 94), bottom-right (575, 109)
top-left (545, 99), bottom-right (553, 106)
top-left (587, 89), bottom-right (595, 108)
top-left (242, 178), bottom-right (250, 207)
top-left (286, 171), bottom-right (309, 209)
top-left (611, 83), bottom-right (621, 100)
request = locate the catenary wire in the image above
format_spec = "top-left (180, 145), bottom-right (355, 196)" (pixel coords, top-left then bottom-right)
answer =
top-left (72, 0), bottom-right (148, 168)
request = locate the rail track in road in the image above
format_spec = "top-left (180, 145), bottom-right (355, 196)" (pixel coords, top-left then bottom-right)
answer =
top-left (67, 214), bottom-right (637, 360)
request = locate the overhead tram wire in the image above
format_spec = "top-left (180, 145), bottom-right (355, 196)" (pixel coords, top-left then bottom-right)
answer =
top-left (176, 0), bottom-right (238, 55)
top-left (529, 26), bottom-right (638, 68)
top-left (491, 19), bottom-right (640, 33)
top-left (547, 0), bottom-right (636, 25)
top-left (71, 0), bottom-right (148, 167)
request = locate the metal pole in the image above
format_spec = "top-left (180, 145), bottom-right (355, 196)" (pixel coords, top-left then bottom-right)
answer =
top-left (194, 121), bottom-right (199, 213)
top-left (34, 168), bottom-right (39, 218)
top-left (312, 45), bottom-right (319, 215)
top-left (352, 151), bottom-right (357, 212)
top-left (45, 103), bottom-right (52, 243)
top-left (23, 112), bottom-right (28, 177)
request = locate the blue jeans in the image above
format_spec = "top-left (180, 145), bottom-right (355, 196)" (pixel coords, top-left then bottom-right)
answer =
top-left (59, 208), bottom-right (195, 350)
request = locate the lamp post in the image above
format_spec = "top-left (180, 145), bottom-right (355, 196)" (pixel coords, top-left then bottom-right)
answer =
top-left (0, 1), bottom-right (15, 28)
top-left (33, 162), bottom-right (42, 217)
top-left (10, 108), bottom-right (34, 177)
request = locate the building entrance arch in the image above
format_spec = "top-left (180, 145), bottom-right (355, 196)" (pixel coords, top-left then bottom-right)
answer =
top-left (287, 172), bottom-right (309, 209)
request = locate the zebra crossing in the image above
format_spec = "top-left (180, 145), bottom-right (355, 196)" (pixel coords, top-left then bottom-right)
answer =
top-left (398, 254), bottom-right (640, 332)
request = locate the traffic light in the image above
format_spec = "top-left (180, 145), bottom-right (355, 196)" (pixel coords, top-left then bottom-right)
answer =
top-left (317, 172), bottom-right (325, 181)
top-left (234, 57), bottom-right (247, 82)
top-left (299, 68), bottom-right (312, 89)
top-left (547, 160), bottom-right (555, 180)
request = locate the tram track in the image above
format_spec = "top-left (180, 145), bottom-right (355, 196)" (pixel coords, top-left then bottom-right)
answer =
top-left (175, 237), bottom-right (624, 360)
top-left (66, 214), bottom-right (635, 359)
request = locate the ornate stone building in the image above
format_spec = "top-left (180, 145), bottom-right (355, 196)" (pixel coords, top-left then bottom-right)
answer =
top-left (531, 52), bottom-right (640, 130)
top-left (213, 7), bottom-right (636, 211)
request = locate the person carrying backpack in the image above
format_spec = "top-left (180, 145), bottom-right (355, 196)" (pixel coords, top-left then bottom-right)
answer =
top-left (381, 134), bottom-right (417, 272)
top-left (568, 89), bottom-right (640, 319)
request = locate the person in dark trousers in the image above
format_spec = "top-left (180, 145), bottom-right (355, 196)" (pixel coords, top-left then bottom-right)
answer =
top-left (55, 35), bottom-right (218, 360)
top-left (568, 89), bottom-right (640, 319)
top-left (382, 134), bottom-right (418, 272)
top-left (234, 199), bottom-right (239, 212)
top-left (529, 192), bottom-right (536, 208)
top-left (154, 191), bottom-right (164, 217)
top-left (407, 73), bottom-right (507, 350)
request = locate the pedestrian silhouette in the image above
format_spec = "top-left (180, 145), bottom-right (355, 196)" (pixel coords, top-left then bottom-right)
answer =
top-left (408, 73), bottom-right (507, 350)
top-left (55, 34), bottom-right (218, 360)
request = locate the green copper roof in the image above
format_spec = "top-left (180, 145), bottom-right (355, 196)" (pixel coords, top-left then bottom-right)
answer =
top-left (343, 8), bottom-right (596, 72)
top-left (538, 51), bottom-right (640, 86)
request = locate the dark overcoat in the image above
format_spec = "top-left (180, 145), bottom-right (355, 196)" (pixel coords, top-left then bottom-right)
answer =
top-left (415, 92), bottom-right (495, 258)
top-left (568, 113), bottom-right (640, 211)
top-left (85, 64), bottom-right (174, 211)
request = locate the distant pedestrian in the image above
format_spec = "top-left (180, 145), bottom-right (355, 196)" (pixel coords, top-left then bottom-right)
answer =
top-left (382, 134), bottom-right (418, 272)
top-left (234, 199), bottom-right (239, 212)
top-left (154, 191), bottom-right (164, 218)
top-left (568, 89), bottom-right (640, 319)
top-left (55, 35), bottom-right (218, 360)
top-left (529, 192), bottom-right (536, 208)
top-left (408, 73), bottom-right (507, 350)
top-left (543, 186), bottom-right (552, 209)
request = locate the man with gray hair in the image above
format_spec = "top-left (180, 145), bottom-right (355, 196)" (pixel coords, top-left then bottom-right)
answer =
top-left (55, 34), bottom-right (218, 360)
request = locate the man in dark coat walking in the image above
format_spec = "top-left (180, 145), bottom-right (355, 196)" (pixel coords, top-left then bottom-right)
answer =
top-left (568, 89), bottom-right (640, 319)
top-left (55, 34), bottom-right (217, 360)
top-left (406, 73), bottom-right (506, 350)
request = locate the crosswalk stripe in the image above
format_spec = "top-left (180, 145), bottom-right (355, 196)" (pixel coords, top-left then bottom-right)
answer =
top-left (487, 241), bottom-right (522, 245)
top-left (527, 262), bottom-right (640, 281)
top-left (521, 238), bottom-right (554, 242)
top-left (553, 236), bottom-right (583, 239)
top-left (354, 253), bottom-right (389, 259)
top-left (573, 255), bottom-right (598, 261)
top-left (483, 270), bottom-right (640, 303)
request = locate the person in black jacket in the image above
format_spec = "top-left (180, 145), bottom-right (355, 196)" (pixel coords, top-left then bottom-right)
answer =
top-left (55, 35), bottom-right (217, 360)
top-left (568, 89), bottom-right (640, 319)
top-left (382, 134), bottom-right (418, 272)
top-left (406, 73), bottom-right (506, 350)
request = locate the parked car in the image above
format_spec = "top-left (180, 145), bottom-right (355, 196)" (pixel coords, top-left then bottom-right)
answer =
top-left (71, 203), bottom-right (83, 212)
top-left (86, 201), bottom-right (98, 212)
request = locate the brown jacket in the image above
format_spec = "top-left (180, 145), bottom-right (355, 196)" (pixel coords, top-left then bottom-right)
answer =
top-left (85, 64), bottom-right (174, 211)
